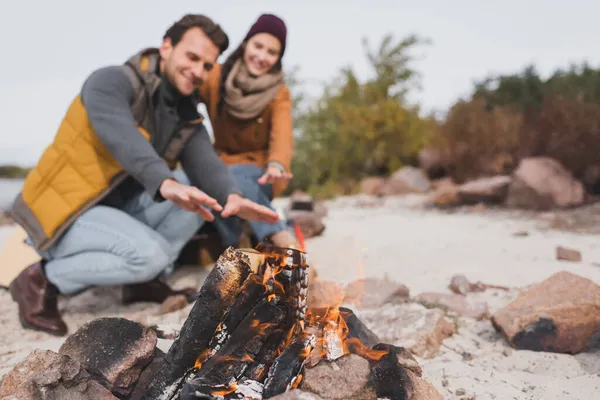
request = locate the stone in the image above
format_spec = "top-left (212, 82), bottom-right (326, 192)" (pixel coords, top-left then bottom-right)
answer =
top-left (290, 191), bottom-right (315, 212)
top-left (418, 148), bottom-right (446, 179)
top-left (359, 177), bottom-right (386, 196)
top-left (458, 175), bottom-right (512, 204)
top-left (491, 271), bottom-right (600, 353)
top-left (430, 179), bottom-right (460, 208)
top-left (415, 292), bottom-right (490, 319)
top-left (269, 390), bottom-right (324, 399)
top-left (357, 303), bottom-right (456, 359)
top-left (0, 349), bottom-right (117, 400)
top-left (127, 348), bottom-right (165, 400)
top-left (556, 246), bottom-right (582, 262)
top-left (58, 317), bottom-right (157, 397)
top-left (303, 354), bottom-right (374, 399)
top-left (379, 166), bottom-right (431, 196)
top-left (288, 210), bottom-right (326, 239)
top-left (307, 280), bottom-right (345, 309)
top-left (506, 157), bottom-right (585, 210)
top-left (343, 278), bottom-right (410, 310)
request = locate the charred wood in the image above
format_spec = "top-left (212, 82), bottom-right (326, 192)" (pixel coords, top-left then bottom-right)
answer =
top-left (180, 298), bottom-right (286, 399)
top-left (204, 274), bottom-right (269, 359)
top-left (243, 319), bottom-right (296, 382)
top-left (142, 248), bottom-right (251, 400)
top-left (255, 243), bottom-right (310, 323)
top-left (262, 332), bottom-right (315, 398)
top-left (368, 343), bottom-right (413, 400)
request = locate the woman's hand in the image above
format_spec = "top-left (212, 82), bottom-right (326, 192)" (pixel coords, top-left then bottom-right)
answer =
top-left (257, 165), bottom-right (293, 184)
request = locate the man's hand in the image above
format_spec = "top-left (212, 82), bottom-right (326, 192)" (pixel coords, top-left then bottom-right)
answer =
top-left (257, 165), bottom-right (293, 185)
top-left (221, 194), bottom-right (280, 223)
top-left (159, 178), bottom-right (222, 221)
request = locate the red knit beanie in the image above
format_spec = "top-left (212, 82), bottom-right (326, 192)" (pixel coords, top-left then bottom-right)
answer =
top-left (243, 14), bottom-right (287, 56)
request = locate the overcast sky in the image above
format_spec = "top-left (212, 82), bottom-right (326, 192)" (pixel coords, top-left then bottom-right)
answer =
top-left (1, 0), bottom-right (597, 166)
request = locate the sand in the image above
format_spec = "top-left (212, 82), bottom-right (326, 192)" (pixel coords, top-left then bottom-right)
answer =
top-left (1, 194), bottom-right (600, 399)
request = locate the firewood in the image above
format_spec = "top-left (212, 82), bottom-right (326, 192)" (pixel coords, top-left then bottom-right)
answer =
top-left (180, 298), bottom-right (286, 399)
top-left (203, 274), bottom-right (269, 361)
top-left (262, 332), bottom-right (315, 398)
top-left (142, 247), bottom-right (252, 400)
top-left (368, 343), bottom-right (413, 400)
top-left (256, 243), bottom-right (310, 323)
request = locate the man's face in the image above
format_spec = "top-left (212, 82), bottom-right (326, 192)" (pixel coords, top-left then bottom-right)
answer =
top-left (160, 27), bottom-right (219, 96)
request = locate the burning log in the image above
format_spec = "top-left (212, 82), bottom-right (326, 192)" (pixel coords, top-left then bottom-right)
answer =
top-left (243, 320), bottom-right (295, 383)
top-left (339, 307), bottom-right (380, 348)
top-left (141, 242), bottom-right (435, 400)
top-left (262, 332), bottom-right (315, 398)
top-left (142, 248), bottom-right (252, 400)
top-left (203, 274), bottom-right (269, 359)
top-left (180, 298), bottom-right (286, 399)
top-left (255, 243), bottom-right (310, 323)
top-left (368, 343), bottom-right (413, 400)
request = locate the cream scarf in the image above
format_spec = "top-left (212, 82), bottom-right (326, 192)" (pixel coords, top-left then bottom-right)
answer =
top-left (223, 59), bottom-right (284, 119)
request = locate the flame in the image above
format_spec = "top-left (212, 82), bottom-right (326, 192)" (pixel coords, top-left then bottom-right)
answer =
top-left (194, 348), bottom-right (212, 369)
top-left (304, 305), bottom-right (389, 365)
top-left (291, 373), bottom-right (303, 389)
top-left (210, 382), bottom-right (238, 396)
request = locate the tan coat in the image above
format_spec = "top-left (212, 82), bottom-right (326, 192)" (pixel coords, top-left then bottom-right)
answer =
top-left (198, 64), bottom-right (293, 198)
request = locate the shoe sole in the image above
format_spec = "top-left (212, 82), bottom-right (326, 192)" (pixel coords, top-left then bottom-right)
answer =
top-left (9, 282), bottom-right (68, 337)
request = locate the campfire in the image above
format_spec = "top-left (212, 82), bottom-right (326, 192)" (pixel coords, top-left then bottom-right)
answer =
top-left (142, 243), bottom-right (412, 400)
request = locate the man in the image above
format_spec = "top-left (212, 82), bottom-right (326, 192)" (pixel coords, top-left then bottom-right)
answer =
top-left (8, 14), bottom-right (279, 337)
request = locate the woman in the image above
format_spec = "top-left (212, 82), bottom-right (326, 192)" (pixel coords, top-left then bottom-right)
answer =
top-left (198, 13), bottom-right (297, 249)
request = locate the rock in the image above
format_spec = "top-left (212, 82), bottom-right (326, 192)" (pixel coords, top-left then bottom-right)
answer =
top-left (307, 280), bottom-right (345, 309)
top-left (448, 274), bottom-right (486, 295)
top-left (288, 210), bottom-right (325, 239)
top-left (290, 191), bottom-right (315, 212)
top-left (418, 148), bottom-right (447, 180)
top-left (430, 179), bottom-right (460, 208)
top-left (269, 390), bottom-right (324, 399)
top-left (58, 317), bottom-right (157, 397)
top-left (313, 201), bottom-right (328, 218)
top-left (343, 278), bottom-right (410, 310)
top-left (458, 175), bottom-right (512, 204)
top-left (357, 303), bottom-right (456, 358)
top-left (303, 354), bottom-right (374, 399)
top-left (583, 164), bottom-right (600, 193)
top-left (379, 166), bottom-right (431, 196)
top-left (415, 292), bottom-right (490, 319)
top-left (359, 177), bottom-right (386, 196)
top-left (303, 346), bottom-right (442, 400)
top-left (159, 294), bottom-right (189, 314)
top-left (556, 246), bottom-right (582, 262)
top-left (0, 349), bottom-right (117, 400)
top-left (127, 348), bottom-right (165, 400)
top-left (506, 157), bottom-right (585, 210)
top-left (491, 271), bottom-right (600, 354)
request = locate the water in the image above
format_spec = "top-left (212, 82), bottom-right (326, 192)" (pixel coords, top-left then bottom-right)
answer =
top-left (0, 179), bottom-right (23, 211)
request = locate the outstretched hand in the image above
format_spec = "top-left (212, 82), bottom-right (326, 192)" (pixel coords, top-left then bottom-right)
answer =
top-left (221, 194), bottom-right (280, 224)
top-left (159, 178), bottom-right (222, 221)
top-left (257, 165), bottom-right (293, 185)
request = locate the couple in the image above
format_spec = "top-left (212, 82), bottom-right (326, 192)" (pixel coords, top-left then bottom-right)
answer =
top-left (8, 13), bottom-right (299, 336)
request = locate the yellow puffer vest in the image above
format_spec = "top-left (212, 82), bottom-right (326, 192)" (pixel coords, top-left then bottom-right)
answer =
top-left (10, 48), bottom-right (202, 252)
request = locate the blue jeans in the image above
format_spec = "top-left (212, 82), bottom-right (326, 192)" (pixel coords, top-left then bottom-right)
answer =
top-left (38, 169), bottom-right (204, 295)
top-left (212, 164), bottom-right (287, 246)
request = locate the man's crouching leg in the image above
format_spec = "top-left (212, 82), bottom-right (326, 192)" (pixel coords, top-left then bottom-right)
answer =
top-left (10, 204), bottom-right (196, 336)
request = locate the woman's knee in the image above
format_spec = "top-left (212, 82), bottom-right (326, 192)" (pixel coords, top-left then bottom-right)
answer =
top-left (125, 240), bottom-right (171, 281)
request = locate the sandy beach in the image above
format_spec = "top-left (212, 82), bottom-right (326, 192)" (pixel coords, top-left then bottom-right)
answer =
top-left (1, 194), bottom-right (599, 399)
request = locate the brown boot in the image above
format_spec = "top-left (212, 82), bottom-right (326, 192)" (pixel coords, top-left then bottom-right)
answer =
top-left (122, 277), bottom-right (197, 305)
top-left (9, 261), bottom-right (68, 336)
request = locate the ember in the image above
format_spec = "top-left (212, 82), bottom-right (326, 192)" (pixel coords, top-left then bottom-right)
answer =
top-left (142, 243), bottom-right (414, 400)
